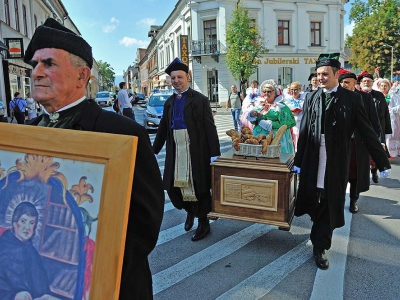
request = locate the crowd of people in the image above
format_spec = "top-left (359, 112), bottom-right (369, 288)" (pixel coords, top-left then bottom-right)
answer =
top-left (0, 16), bottom-right (397, 299)
top-left (5, 92), bottom-right (40, 124)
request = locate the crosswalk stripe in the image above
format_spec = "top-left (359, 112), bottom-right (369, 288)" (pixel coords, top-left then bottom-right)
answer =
top-left (152, 223), bottom-right (275, 295)
top-left (310, 204), bottom-right (353, 300)
top-left (216, 238), bottom-right (311, 300)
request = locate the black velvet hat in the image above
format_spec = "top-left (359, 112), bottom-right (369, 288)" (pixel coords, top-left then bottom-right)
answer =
top-left (165, 57), bottom-right (188, 75)
top-left (316, 53), bottom-right (341, 69)
top-left (338, 69), bottom-right (357, 83)
top-left (24, 18), bottom-right (93, 68)
top-left (307, 72), bottom-right (317, 81)
top-left (357, 71), bottom-right (374, 82)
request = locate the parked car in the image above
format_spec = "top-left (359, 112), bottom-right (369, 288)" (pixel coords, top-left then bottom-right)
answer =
top-left (95, 91), bottom-right (112, 106)
top-left (143, 92), bottom-right (172, 130)
top-left (137, 93), bottom-right (146, 101)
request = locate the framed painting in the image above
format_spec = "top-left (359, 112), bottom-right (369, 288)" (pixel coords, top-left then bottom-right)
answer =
top-left (0, 123), bottom-right (138, 300)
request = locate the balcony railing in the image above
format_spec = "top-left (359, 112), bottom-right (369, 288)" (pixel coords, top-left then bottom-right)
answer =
top-left (191, 39), bottom-right (226, 63)
top-left (191, 39), bottom-right (226, 55)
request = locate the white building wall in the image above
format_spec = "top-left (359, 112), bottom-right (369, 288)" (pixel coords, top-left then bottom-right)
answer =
top-left (151, 0), bottom-right (347, 107)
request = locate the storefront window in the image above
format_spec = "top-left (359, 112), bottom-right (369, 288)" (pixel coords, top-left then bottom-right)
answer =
top-left (9, 74), bottom-right (19, 98)
top-left (278, 67), bottom-right (293, 88)
top-left (24, 77), bottom-right (31, 98)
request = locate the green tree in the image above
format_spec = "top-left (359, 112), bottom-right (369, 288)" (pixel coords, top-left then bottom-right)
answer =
top-left (225, 3), bottom-right (267, 83)
top-left (97, 60), bottom-right (115, 90)
top-left (346, 0), bottom-right (400, 78)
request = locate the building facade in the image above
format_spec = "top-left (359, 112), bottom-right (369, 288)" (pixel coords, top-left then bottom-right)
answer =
top-left (135, 0), bottom-right (349, 107)
top-left (0, 0), bottom-right (99, 117)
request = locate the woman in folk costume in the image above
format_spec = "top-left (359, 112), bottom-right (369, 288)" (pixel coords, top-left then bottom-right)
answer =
top-left (375, 79), bottom-right (400, 157)
top-left (153, 58), bottom-right (220, 242)
top-left (240, 80), bottom-right (260, 130)
top-left (283, 81), bottom-right (307, 151)
top-left (247, 80), bottom-right (296, 154)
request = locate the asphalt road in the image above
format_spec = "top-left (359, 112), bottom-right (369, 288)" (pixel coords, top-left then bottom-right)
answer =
top-left (108, 104), bottom-right (400, 300)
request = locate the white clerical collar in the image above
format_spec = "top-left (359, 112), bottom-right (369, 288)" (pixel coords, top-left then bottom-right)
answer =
top-left (323, 84), bottom-right (339, 93)
top-left (42, 96), bottom-right (86, 115)
top-left (173, 87), bottom-right (189, 95)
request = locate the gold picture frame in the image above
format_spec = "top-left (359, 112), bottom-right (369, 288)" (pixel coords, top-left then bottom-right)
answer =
top-left (0, 123), bottom-right (137, 300)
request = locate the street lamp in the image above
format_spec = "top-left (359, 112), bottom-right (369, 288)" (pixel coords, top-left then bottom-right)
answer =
top-left (383, 44), bottom-right (394, 82)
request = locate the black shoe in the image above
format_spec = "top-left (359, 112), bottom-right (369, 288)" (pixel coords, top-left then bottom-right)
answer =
top-left (349, 199), bottom-right (358, 213)
top-left (371, 169), bottom-right (379, 183)
top-left (191, 219), bottom-right (210, 241)
top-left (313, 248), bottom-right (329, 270)
top-left (184, 212), bottom-right (194, 231)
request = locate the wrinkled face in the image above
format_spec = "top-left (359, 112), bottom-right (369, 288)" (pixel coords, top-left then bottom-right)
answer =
top-left (340, 78), bottom-right (356, 91)
top-left (380, 81), bottom-right (390, 94)
top-left (317, 66), bottom-right (339, 90)
top-left (13, 214), bottom-right (37, 242)
top-left (289, 85), bottom-right (300, 99)
top-left (29, 48), bottom-right (87, 113)
top-left (170, 70), bottom-right (189, 93)
top-left (361, 77), bottom-right (373, 91)
top-left (263, 87), bottom-right (276, 103)
top-left (311, 77), bottom-right (318, 87)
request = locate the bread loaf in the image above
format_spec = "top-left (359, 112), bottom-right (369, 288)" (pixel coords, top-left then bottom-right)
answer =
top-left (270, 125), bottom-right (287, 145)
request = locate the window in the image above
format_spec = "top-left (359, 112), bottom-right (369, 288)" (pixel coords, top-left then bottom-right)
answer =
top-left (203, 20), bottom-right (217, 54)
top-left (278, 67), bottom-right (293, 87)
top-left (311, 22), bottom-right (321, 46)
top-left (14, 0), bottom-right (20, 32)
top-left (22, 4), bottom-right (27, 36)
top-left (34, 14), bottom-right (37, 29)
top-left (4, 0), bottom-right (10, 25)
top-left (278, 20), bottom-right (289, 45)
top-left (249, 19), bottom-right (256, 29)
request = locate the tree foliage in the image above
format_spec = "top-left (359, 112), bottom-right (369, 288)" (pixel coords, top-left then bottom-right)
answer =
top-left (97, 60), bottom-right (115, 90)
top-left (346, 0), bottom-right (400, 78)
top-left (225, 3), bottom-right (267, 82)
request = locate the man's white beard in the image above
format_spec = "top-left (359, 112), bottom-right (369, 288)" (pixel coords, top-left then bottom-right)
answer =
top-left (362, 85), bottom-right (372, 92)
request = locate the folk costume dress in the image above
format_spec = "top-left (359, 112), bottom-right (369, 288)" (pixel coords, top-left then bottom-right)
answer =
top-left (247, 98), bottom-right (296, 154)
top-left (240, 87), bottom-right (259, 130)
top-left (387, 86), bottom-right (400, 157)
top-left (284, 92), bottom-right (307, 152)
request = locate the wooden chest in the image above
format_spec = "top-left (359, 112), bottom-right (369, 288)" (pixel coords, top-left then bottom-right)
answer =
top-left (209, 149), bottom-right (297, 230)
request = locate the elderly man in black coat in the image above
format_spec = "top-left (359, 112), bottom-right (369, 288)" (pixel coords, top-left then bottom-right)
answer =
top-left (358, 72), bottom-right (392, 182)
top-left (23, 18), bottom-right (164, 300)
top-left (339, 71), bottom-right (382, 213)
top-left (293, 53), bottom-right (391, 270)
top-left (153, 58), bottom-right (220, 242)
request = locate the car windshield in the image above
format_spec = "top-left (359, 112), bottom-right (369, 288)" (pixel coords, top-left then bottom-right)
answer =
top-left (137, 93), bottom-right (145, 98)
top-left (96, 92), bottom-right (109, 98)
top-left (148, 95), bottom-right (170, 107)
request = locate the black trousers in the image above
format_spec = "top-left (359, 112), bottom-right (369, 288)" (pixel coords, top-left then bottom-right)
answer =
top-left (14, 112), bottom-right (25, 124)
top-left (310, 189), bottom-right (333, 251)
top-left (123, 108), bottom-right (136, 122)
top-left (167, 186), bottom-right (211, 219)
top-left (348, 179), bottom-right (359, 200)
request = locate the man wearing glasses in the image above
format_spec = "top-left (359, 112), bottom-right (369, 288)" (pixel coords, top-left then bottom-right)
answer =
top-left (226, 85), bottom-right (243, 131)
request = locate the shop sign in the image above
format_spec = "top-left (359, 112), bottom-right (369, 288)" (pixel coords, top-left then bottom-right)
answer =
top-left (180, 35), bottom-right (189, 66)
top-left (254, 57), bottom-right (318, 65)
top-left (8, 63), bottom-right (27, 76)
top-left (4, 38), bottom-right (24, 59)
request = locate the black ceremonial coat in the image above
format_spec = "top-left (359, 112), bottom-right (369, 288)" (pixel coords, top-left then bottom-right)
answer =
top-left (369, 89), bottom-right (392, 142)
top-left (353, 90), bottom-right (381, 194)
top-left (294, 86), bottom-right (391, 230)
top-left (30, 100), bottom-right (164, 300)
top-left (153, 88), bottom-right (221, 200)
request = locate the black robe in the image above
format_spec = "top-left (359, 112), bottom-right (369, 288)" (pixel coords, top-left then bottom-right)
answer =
top-left (353, 90), bottom-right (381, 194)
top-left (294, 86), bottom-right (391, 230)
top-left (153, 88), bottom-right (220, 214)
top-left (30, 100), bottom-right (164, 300)
top-left (369, 89), bottom-right (392, 142)
top-left (0, 230), bottom-right (50, 300)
